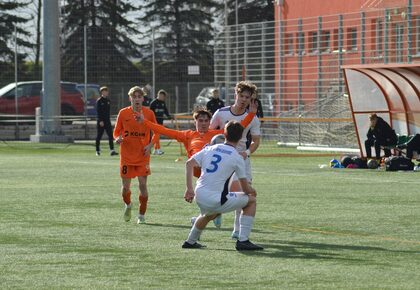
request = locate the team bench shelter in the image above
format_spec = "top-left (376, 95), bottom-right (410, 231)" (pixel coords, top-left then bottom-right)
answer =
top-left (342, 63), bottom-right (420, 159)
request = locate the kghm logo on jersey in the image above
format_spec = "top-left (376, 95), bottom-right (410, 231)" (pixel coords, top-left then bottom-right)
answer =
top-left (124, 131), bottom-right (146, 138)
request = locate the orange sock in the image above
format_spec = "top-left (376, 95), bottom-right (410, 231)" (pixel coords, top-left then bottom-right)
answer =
top-left (139, 195), bottom-right (148, 215)
top-left (123, 190), bottom-right (131, 206)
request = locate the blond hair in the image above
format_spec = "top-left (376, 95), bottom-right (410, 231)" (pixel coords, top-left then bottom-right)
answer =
top-left (128, 86), bottom-right (144, 97)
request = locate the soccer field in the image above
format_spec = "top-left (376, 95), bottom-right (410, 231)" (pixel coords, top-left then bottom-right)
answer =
top-left (0, 141), bottom-right (419, 289)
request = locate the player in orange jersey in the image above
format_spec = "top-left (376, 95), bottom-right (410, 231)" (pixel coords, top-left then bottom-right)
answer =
top-left (113, 86), bottom-right (158, 224)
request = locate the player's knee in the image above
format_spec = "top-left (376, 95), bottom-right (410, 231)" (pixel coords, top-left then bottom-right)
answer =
top-left (248, 195), bottom-right (257, 204)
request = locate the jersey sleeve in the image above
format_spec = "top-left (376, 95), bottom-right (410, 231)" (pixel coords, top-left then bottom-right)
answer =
top-left (191, 147), bottom-right (206, 167)
top-left (113, 110), bottom-right (123, 139)
top-left (209, 110), bottom-right (222, 130)
top-left (234, 156), bottom-right (247, 179)
top-left (143, 119), bottom-right (186, 142)
top-left (249, 116), bottom-right (261, 136)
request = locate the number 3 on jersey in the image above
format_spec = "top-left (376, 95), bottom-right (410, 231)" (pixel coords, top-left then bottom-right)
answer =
top-left (206, 154), bottom-right (222, 173)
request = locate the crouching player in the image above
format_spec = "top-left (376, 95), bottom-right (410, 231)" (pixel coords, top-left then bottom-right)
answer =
top-left (182, 120), bottom-right (263, 251)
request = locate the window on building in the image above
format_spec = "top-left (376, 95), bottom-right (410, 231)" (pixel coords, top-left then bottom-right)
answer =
top-left (309, 31), bottom-right (318, 54)
top-left (286, 33), bottom-right (294, 55)
top-left (376, 19), bottom-right (383, 56)
top-left (347, 27), bottom-right (357, 51)
top-left (296, 32), bottom-right (305, 55)
top-left (332, 29), bottom-right (339, 51)
top-left (321, 31), bottom-right (331, 53)
top-left (416, 16), bottom-right (420, 55)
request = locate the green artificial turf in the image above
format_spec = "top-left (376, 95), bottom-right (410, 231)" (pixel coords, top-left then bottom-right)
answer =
top-left (0, 141), bottom-right (419, 289)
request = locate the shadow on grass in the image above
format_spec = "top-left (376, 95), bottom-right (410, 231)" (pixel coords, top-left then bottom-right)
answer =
top-left (235, 239), bottom-right (419, 260)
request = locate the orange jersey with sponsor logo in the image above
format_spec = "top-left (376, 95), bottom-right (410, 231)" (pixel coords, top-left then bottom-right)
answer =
top-left (113, 106), bottom-right (157, 165)
top-left (143, 112), bottom-right (255, 158)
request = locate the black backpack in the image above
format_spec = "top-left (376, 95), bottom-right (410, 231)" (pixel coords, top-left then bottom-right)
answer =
top-left (385, 156), bottom-right (414, 171)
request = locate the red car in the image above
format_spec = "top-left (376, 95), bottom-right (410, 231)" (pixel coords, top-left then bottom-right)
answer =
top-left (0, 81), bottom-right (85, 115)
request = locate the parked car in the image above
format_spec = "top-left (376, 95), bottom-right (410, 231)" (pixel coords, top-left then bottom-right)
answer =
top-left (0, 81), bottom-right (85, 116)
top-left (76, 83), bottom-right (100, 117)
top-left (194, 87), bottom-right (226, 108)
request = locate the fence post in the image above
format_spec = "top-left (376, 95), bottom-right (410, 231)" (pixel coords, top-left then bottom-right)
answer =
top-left (298, 18), bottom-right (303, 114)
top-left (384, 9), bottom-right (389, 64)
top-left (338, 15), bottom-right (344, 96)
top-left (361, 12), bottom-right (366, 64)
top-left (407, 0), bottom-right (412, 63)
top-left (14, 24), bottom-right (20, 140)
top-left (84, 25), bottom-right (88, 139)
top-left (317, 16), bottom-right (322, 111)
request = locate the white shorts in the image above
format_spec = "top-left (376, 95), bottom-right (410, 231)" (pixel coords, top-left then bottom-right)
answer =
top-left (195, 191), bottom-right (249, 216)
top-left (231, 157), bottom-right (252, 183)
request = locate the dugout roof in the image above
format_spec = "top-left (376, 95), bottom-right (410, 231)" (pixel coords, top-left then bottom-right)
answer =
top-left (342, 63), bottom-right (420, 157)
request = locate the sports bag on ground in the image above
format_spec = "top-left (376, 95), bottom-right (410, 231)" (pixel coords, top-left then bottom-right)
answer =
top-left (385, 156), bottom-right (414, 171)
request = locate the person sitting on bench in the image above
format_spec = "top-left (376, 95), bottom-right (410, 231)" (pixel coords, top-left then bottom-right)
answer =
top-left (364, 113), bottom-right (397, 158)
top-left (405, 134), bottom-right (420, 160)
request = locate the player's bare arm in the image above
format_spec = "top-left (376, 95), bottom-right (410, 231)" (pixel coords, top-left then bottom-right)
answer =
top-left (239, 178), bottom-right (256, 196)
top-left (184, 158), bottom-right (199, 203)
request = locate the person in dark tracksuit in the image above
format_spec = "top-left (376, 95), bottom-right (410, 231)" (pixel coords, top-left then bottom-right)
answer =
top-left (150, 89), bottom-right (172, 155)
top-left (96, 86), bottom-right (118, 156)
top-left (206, 89), bottom-right (225, 115)
top-left (364, 113), bottom-right (397, 158)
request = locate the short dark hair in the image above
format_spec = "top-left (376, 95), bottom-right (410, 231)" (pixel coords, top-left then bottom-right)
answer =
top-left (224, 120), bottom-right (244, 143)
top-left (369, 113), bottom-right (378, 120)
top-left (193, 108), bottom-right (212, 120)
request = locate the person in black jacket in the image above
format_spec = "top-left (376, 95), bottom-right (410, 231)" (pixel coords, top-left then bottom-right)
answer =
top-left (364, 113), bottom-right (397, 158)
top-left (95, 86), bottom-right (117, 156)
top-left (150, 89), bottom-right (172, 155)
top-left (206, 89), bottom-right (225, 115)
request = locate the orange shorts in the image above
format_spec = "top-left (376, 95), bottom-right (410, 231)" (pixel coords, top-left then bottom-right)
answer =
top-left (120, 163), bottom-right (151, 178)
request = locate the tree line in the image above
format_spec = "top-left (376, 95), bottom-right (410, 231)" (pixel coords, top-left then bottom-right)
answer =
top-left (0, 0), bottom-right (273, 88)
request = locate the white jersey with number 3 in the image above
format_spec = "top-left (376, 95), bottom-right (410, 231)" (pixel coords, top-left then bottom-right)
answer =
top-left (193, 143), bottom-right (246, 198)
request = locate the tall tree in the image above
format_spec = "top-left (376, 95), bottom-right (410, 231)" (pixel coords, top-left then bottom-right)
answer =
top-left (225, 0), bottom-right (274, 25)
top-left (60, 0), bottom-right (143, 84)
top-left (0, 1), bottom-right (33, 86)
top-left (138, 0), bottom-right (222, 83)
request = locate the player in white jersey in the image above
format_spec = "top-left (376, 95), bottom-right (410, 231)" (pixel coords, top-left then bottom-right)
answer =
top-left (182, 120), bottom-right (263, 251)
top-left (209, 81), bottom-right (261, 238)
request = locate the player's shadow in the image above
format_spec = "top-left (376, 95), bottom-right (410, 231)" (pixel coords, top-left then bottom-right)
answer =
top-left (235, 239), bottom-right (419, 260)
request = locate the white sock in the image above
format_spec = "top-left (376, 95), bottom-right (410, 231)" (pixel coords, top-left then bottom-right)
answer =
top-left (187, 226), bottom-right (202, 244)
top-left (238, 215), bottom-right (254, 242)
top-left (125, 203), bottom-right (131, 208)
top-left (233, 209), bottom-right (241, 233)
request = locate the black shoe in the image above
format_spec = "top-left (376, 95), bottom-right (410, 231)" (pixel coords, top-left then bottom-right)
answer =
top-left (235, 240), bottom-right (264, 251)
top-left (182, 241), bottom-right (206, 249)
top-left (110, 150), bottom-right (118, 156)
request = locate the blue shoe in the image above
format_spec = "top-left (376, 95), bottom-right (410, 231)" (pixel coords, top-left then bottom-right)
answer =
top-left (231, 231), bottom-right (239, 240)
top-left (213, 215), bottom-right (222, 228)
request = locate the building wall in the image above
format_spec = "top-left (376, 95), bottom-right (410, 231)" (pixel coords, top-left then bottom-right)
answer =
top-left (274, 0), bottom-right (420, 113)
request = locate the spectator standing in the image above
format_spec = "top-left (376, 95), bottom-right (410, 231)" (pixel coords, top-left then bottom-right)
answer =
top-left (150, 89), bottom-right (172, 155)
top-left (206, 89), bottom-right (225, 115)
top-left (95, 86), bottom-right (118, 156)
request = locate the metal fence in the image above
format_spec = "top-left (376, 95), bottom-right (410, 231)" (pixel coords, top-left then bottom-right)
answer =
top-left (214, 2), bottom-right (420, 148)
top-left (1, 3), bottom-right (420, 148)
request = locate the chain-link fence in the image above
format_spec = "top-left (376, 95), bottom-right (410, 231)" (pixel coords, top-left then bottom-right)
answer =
top-left (1, 3), bottom-right (420, 148)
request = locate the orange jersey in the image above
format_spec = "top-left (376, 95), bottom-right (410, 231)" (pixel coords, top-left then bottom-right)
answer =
top-left (143, 112), bottom-right (256, 158)
top-left (113, 106), bottom-right (158, 165)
